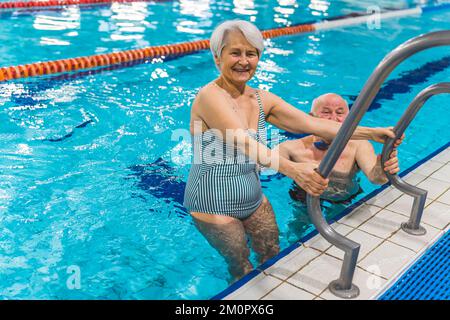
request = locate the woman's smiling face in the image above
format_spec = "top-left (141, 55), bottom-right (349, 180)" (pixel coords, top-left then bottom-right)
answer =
top-left (215, 30), bottom-right (260, 85)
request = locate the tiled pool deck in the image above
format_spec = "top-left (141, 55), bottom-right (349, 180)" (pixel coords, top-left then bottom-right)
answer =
top-left (223, 146), bottom-right (450, 300)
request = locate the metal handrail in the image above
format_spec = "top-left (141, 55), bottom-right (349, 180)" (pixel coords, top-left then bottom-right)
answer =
top-left (381, 82), bottom-right (450, 235)
top-left (306, 30), bottom-right (450, 299)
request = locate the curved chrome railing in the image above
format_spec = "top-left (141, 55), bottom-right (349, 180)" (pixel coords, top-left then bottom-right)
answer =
top-left (381, 82), bottom-right (450, 235)
top-left (307, 30), bottom-right (450, 299)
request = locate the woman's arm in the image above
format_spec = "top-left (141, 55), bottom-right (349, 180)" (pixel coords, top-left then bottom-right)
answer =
top-left (197, 87), bottom-right (328, 196)
top-left (271, 140), bottom-right (294, 161)
top-left (263, 91), bottom-right (395, 143)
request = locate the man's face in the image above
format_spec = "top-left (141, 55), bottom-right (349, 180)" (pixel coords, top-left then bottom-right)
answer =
top-left (315, 99), bottom-right (349, 123)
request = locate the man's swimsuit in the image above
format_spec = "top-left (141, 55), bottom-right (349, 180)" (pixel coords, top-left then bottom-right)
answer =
top-left (289, 162), bottom-right (363, 204)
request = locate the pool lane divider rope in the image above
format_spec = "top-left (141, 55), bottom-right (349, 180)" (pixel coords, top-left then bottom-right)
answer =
top-left (1, 3), bottom-right (449, 83)
top-left (0, 0), bottom-right (169, 10)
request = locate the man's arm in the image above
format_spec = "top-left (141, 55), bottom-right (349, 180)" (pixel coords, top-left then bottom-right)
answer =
top-left (355, 141), bottom-right (400, 185)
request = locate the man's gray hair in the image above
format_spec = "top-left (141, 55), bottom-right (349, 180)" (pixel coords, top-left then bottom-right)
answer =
top-left (311, 93), bottom-right (349, 113)
top-left (210, 20), bottom-right (264, 60)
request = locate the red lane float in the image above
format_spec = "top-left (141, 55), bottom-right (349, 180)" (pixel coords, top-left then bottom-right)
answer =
top-left (0, 24), bottom-right (316, 82)
top-left (0, 0), bottom-right (169, 10)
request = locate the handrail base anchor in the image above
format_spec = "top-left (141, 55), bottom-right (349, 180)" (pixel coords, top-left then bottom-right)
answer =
top-left (328, 280), bottom-right (360, 299)
top-left (401, 222), bottom-right (427, 236)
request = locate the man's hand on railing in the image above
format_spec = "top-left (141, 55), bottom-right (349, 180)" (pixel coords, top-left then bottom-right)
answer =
top-left (383, 149), bottom-right (400, 175)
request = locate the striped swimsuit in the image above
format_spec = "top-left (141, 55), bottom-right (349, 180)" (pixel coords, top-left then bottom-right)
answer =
top-left (183, 91), bottom-right (267, 220)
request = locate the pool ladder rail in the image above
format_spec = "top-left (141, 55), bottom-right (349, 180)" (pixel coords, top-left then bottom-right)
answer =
top-left (306, 30), bottom-right (450, 299)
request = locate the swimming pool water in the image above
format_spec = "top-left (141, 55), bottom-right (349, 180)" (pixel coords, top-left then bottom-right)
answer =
top-left (0, 0), bottom-right (449, 299)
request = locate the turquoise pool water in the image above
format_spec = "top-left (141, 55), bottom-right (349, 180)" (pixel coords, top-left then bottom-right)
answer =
top-left (0, 0), bottom-right (449, 299)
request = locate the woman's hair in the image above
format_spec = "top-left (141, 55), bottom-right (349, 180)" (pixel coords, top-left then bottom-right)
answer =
top-left (210, 20), bottom-right (264, 60)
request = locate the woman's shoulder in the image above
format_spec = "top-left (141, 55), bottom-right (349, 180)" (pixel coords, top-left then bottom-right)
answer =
top-left (254, 87), bottom-right (269, 98)
top-left (254, 88), bottom-right (279, 104)
top-left (196, 82), bottom-right (225, 101)
top-left (252, 89), bottom-right (279, 115)
top-left (193, 82), bottom-right (229, 113)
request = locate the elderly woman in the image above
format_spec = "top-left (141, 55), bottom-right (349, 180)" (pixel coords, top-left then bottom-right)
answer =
top-left (183, 20), bottom-right (396, 282)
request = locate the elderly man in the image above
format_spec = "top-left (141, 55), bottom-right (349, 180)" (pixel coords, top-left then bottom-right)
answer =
top-left (275, 93), bottom-right (401, 204)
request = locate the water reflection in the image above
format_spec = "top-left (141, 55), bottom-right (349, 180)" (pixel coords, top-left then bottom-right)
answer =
top-left (306, 34), bottom-right (323, 56)
top-left (179, 0), bottom-right (212, 18)
top-left (177, 0), bottom-right (212, 35)
top-left (33, 6), bottom-right (80, 46)
top-left (308, 0), bottom-right (330, 17)
top-left (232, 0), bottom-right (257, 16)
top-left (277, 0), bottom-right (297, 5)
top-left (107, 2), bottom-right (152, 45)
top-left (273, 0), bottom-right (298, 25)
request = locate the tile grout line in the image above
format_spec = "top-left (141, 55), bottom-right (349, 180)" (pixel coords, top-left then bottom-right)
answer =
top-left (364, 190), bottom-right (403, 209)
top-left (323, 231), bottom-right (385, 263)
top-left (382, 195), bottom-right (436, 219)
top-left (260, 273), bottom-right (320, 300)
top-left (338, 205), bottom-right (385, 229)
top-left (415, 158), bottom-right (448, 176)
top-left (356, 236), bottom-right (415, 278)
top-left (365, 157), bottom-right (447, 211)
top-left (381, 199), bottom-right (449, 231)
top-left (260, 248), bottom-right (326, 300)
top-left (384, 232), bottom-right (426, 253)
top-left (277, 250), bottom-right (344, 297)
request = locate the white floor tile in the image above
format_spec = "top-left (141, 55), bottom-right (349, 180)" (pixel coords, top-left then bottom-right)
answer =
top-left (338, 204), bottom-right (382, 228)
top-left (414, 160), bottom-right (444, 176)
top-left (436, 189), bottom-right (450, 205)
top-left (262, 282), bottom-right (315, 300)
top-left (402, 172), bottom-right (428, 186)
top-left (366, 187), bottom-right (403, 208)
top-left (358, 209), bottom-right (406, 239)
top-left (431, 149), bottom-right (450, 164)
top-left (385, 194), bottom-right (432, 217)
top-left (416, 177), bottom-right (450, 200)
top-left (429, 164), bottom-right (450, 183)
top-left (319, 267), bottom-right (388, 300)
top-left (225, 274), bottom-right (282, 300)
top-left (359, 241), bottom-right (416, 279)
top-left (265, 246), bottom-right (321, 280)
top-left (388, 224), bottom-right (443, 253)
top-left (326, 229), bottom-right (384, 261)
top-left (421, 201), bottom-right (450, 229)
top-left (287, 254), bottom-right (341, 295)
top-left (302, 223), bottom-right (353, 252)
